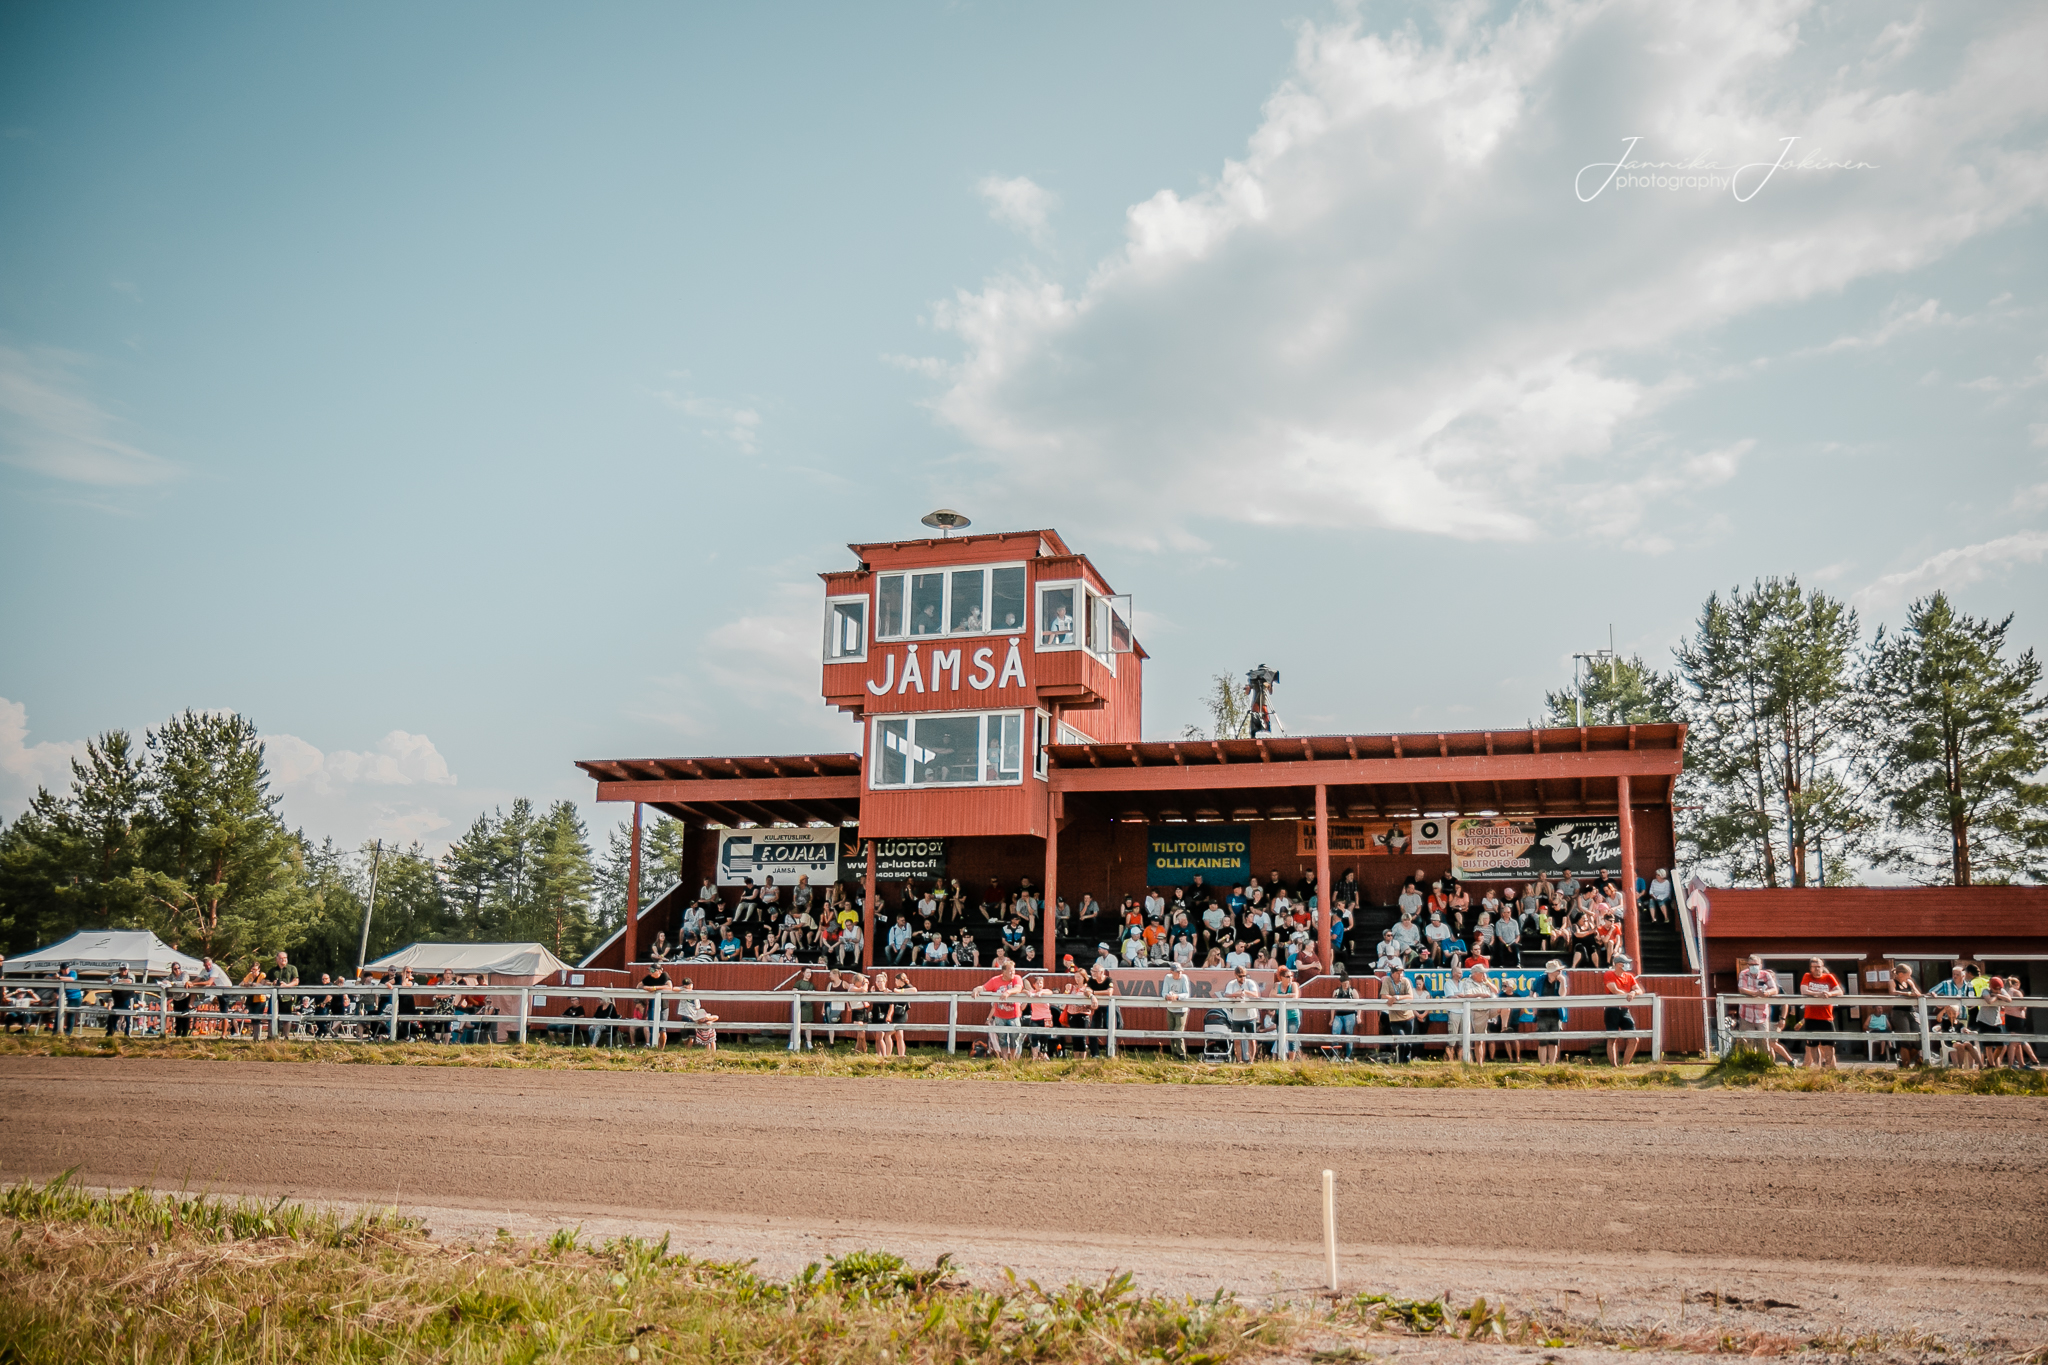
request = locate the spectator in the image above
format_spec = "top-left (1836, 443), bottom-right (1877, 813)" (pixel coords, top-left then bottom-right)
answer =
top-left (557, 997), bottom-right (588, 1046)
top-left (639, 964), bottom-right (675, 1047)
top-left (103, 964), bottom-right (137, 1038)
top-left (1383, 966), bottom-right (1418, 1063)
top-left (1493, 904), bottom-right (1523, 967)
top-left (1326, 965), bottom-right (1360, 1060)
top-left (1603, 954), bottom-right (1643, 1068)
top-left (1397, 881), bottom-right (1424, 921)
top-left (1271, 967), bottom-right (1302, 1060)
top-left (1161, 962), bottom-right (1193, 1057)
top-left (1528, 959), bottom-right (1567, 1062)
top-left (1022, 976), bottom-right (1057, 1058)
top-left (787, 968), bottom-right (817, 1051)
top-left (1085, 959), bottom-right (1116, 1055)
top-left (973, 962), bottom-right (1027, 1060)
top-left (1647, 869), bottom-right (1673, 923)
top-left (1220, 964), bottom-right (1261, 1063)
top-left (1799, 957), bottom-right (1844, 1070)
top-left (955, 933), bottom-right (980, 968)
top-left (1423, 912), bottom-right (1450, 965)
top-left (648, 931), bottom-right (673, 964)
top-left (1736, 955), bottom-right (1795, 1064)
top-left (675, 977), bottom-right (719, 1051)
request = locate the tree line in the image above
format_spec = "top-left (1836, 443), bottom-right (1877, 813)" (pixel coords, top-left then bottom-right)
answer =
top-left (0, 710), bottom-right (686, 972)
top-left (1541, 587), bottom-right (2045, 888)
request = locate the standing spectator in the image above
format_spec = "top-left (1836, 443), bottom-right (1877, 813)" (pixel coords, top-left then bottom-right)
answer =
top-left (1220, 964), bottom-right (1261, 1063)
top-left (1493, 903), bottom-right (1523, 967)
top-left (843, 970), bottom-right (872, 1055)
top-left (1327, 965), bottom-right (1360, 1060)
top-left (1602, 954), bottom-right (1643, 1068)
top-left (1799, 958), bottom-right (1844, 1070)
top-left (167, 962), bottom-right (196, 1038)
top-left (1161, 962), bottom-right (1193, 1057)
top-left (1383, 966), bottom-right (1418, 1064)
top-left (1271, 967), bottom-right (1301, 1060)
top-left (1022, 976), bottom-right (1056, 1058)
top-left (973, 961), bottom-right (1027, 1060)
top-left (272, 951), bottom-right (298, 1022)
top-left (639, 963), bottom-right (674, 1047)
top-left (1736, 955), bottom-right (1796, 1064)
top-left (787, 968), bottom-right (817, 1051)
top-left (104, 965), bottom-right (137, 1037)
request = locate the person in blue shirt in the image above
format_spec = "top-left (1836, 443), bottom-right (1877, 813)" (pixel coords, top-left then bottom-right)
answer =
top-left (60, 965), bottom-right (83, 1034)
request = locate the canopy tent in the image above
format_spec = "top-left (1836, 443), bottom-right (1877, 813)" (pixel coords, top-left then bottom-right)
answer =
top-left (3, 930), bottom-right (208, 979)
top-left (362, 942), bottom-right (570, 984)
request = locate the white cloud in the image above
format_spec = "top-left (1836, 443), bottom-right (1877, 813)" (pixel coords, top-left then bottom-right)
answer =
top-left (976, 175), bottom-right (1058, 245)
top-left (0, 346), bottom-right (179, 486)
top-left (636, 583), bottom-right (859, 753)
top-left (906, 3), bottom-right (2048, 551)
top-left (1810, 297), bottom-right (1953, 354)
top-left (0, 697), bottom-right (86, 822)
top-left (267, 730), bottom-right (457, 795)
top-left (657, 379), bottom-right (761, 454)
top-left (1853, 529), bottom-right (2048, 608)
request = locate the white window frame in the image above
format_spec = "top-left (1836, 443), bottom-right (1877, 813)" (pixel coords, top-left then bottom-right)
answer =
top-left (1034, 710), bottom-right (1051, 779)
top-left (822, 594), bottom-right (869, 663)
top-left (872, 562), bottom-right (1028, 643)
top-left (1035, 578), bottom-right (1118, 674)
top-left (868, 709), bottom-right (1029, 790)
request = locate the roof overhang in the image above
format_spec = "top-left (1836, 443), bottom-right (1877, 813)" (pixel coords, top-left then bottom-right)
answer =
top-left (576, 753), bottom-right (862, 827)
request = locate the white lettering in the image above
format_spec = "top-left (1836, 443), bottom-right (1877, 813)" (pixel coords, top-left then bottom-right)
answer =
top-left (997, 637), bottom-right (1026, 688)
top-left (866, 654), bottom-right (895, 695)
top-left (931, 648), bottom-right (961, 690)
top-left (897, 643), bottom-right (925, 694)
top-left (1575, 135), bottom-right (1641, 202)
top-left (968, 646), bottom-right (996, 689)
top-left (1733, 136), bottom-right (1797, 203)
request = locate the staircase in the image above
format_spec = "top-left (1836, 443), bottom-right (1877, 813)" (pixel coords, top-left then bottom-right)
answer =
top-left (1634, 914), bottom-right (1689, 975)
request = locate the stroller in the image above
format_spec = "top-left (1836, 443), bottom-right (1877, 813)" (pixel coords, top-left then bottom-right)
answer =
top-left (1201, 1008), bottom-right (1235, 1062)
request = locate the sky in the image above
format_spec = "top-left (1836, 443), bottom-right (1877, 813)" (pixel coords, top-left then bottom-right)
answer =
top-left (3, 0), bottom-right (2045, 857)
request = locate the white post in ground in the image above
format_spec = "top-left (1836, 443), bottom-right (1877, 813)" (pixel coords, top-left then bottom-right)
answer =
top-left (789, 992), bottom-right (801, 1051)
top-left (388, 986), bottom-right (400, 1042)
top-left (1321, 1169), bottom-right (1338, 1292)
top-left (1650, 993), bottom-right (1664, 1063)
top-left (269, 987), bottom-right (280, 1042)
top-left (1106, 998), bottom-right (1118, 1058)
top-left (1277, 1003), bottom-right (1289, 1062)
top-left (517, 988), bottom-right (529, 1045)
top-left (1458, 1001), bottom-right (1472, 1063)
top-left (946, 994), bottom-right (958, 1054)
top-left (1916, 997), bottom-right (1932, 1067)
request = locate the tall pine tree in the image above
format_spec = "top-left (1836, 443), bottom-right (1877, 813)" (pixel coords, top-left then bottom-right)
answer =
top-left (1864, 593), bottom-right (2048, 884)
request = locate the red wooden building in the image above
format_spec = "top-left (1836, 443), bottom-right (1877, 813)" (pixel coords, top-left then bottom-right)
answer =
top-left (578, 524), bottom-right (1686, 979)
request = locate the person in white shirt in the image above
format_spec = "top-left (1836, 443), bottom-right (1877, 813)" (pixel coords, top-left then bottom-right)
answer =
top-left (1647, 869), bottom-right (1673, 923)
top-left (1423, 912), bottom-right (1451, 965)
top-left (1397, 884), bottom-right (1424, 919)
top-left (1735, 954), bottom-right (1796, 1064)
top-left (1455, 963), bottom-right (1501, 1060)
top-left (1220, 965), bottom-right (1261, 1062)
top-left (1392, 912), bottom-right (1421, 953)
top-left (1143, 890), bottom-right (1165, 920)
top-left (1224, 943), bottom-right (1252, 971)
top-left (1093, 943), bottom-right (1119, 972)
top-left (1162, 964), bottom-right (1194, 1057)
top-left (1171, 936), bottom-right (1195, 968)
top-left (1120, 935), bottom-right (1144, 966)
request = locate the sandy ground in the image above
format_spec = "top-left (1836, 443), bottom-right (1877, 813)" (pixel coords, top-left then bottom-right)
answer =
top-left (3, 1058), bottom-right (2044, 1356)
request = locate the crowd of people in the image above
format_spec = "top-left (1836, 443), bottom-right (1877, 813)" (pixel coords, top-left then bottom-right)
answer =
top-left (1732, 955), bottom-right (2039, 1071)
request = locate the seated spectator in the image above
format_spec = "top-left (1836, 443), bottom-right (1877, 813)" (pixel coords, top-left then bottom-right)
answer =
top-left (1647, 868), bottom-right (1674, 922)
top-left (923, 935), bottom-right (951, 965)
top-left (647, 931), bottom-right (673, 964)
top-left (1224, 941), bottom-right (1252, 970)
top-left (1172, 934), bottom-right (1196, 967)
top-left (1201, 945), bottom-right (1224, 968)
top-left (555, 997), bottom-right (587, 1045)
top-left (1423, 912), bottom-right (1450, 964)
top-left (956, 933), bottom-right (981, 968)
top-left (1092, 942), bottom-right (1118, 971)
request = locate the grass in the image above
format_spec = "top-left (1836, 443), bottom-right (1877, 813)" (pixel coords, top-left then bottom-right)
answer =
top-left (4, 1032), bottom-right (2045, 1093)
top-left (0, 1173), bottom-right (1291, 1364)
top-left (3, 1176), bottom-right (2021, 1363)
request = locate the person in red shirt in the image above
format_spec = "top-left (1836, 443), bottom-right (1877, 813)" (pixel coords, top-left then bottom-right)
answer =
top-left (972, 961), bottom-right (1028, 1060)
top-left (1799, 957), bottom-right (1844, 1071)
top-left (1602, 956), bottom-right (1642, 1067)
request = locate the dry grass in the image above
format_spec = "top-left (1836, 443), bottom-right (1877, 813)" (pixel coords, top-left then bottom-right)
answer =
top-left (4, 1033), bottom-right (2044, 1094)
top-left (0, 1173), bottom-right (1291, 1364)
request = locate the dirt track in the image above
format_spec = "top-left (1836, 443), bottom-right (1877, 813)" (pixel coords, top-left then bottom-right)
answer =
top-left (4, 1059), bottom-right (2045, 1346)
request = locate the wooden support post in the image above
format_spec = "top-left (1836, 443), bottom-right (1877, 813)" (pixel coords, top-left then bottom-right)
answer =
top-left (1617, 775), bottom-right (1641, 968)
top-left (1043, 795), bottom-right (1060, 971)
top-left (862, 838), bottom-right (878, 971)
top-left (625, 802), bottom-right (643, 965)
top-left (1314, 783), bottom-right (1333, 973)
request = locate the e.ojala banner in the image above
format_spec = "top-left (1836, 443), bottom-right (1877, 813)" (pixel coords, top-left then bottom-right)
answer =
top-left (1448, 817), bottom-right (1622, 881)
top-left (717, 828), bottom-right (840, 886)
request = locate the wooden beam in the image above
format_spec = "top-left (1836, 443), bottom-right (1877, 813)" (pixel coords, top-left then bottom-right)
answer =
top-left (1049, 749), bottom-right (1680, 795)
top-left (594, 776), bottom-right (861, 804)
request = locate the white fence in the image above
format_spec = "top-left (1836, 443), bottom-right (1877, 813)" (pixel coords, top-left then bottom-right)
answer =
top-left (1712, 993), bottom-right (2046, 1066)
top-left (4, 980), bottom-right (1664, 1062)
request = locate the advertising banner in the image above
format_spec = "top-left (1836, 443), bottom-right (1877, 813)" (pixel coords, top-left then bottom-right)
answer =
top-left (1146, 825), bottom-right (1251, 887)
top-left (1295, 820), bottom-right (1406, 857)
top-left (1403, 967), bottom-right (1550, 999)
top-left (1410, 817), bottom-right (1450, 855)
top-left (716, 828), bottom-right (840, 887)
top-left (1448, 816), bottom-right (1622, 881)
top-left (836, 837), bottom-right (947, 883)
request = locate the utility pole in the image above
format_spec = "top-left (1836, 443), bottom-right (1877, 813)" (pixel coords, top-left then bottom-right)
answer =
top-left (355, 839), bottom-right (383, 975)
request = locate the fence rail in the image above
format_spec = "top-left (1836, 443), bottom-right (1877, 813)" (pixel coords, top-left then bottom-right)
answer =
top-left (3, 979), bottom-right (1666, 1062)
top-left (1712, 993), bottom-right (2047, 1066)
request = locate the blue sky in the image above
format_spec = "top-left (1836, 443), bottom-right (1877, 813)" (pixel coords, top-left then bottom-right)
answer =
top-left (3, 0), bottom-right (2045, 853)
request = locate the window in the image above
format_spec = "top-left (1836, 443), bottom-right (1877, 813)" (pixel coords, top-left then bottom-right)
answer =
top-left (874, 564), bottom-right (1028, 641)
top-left (909, 573), bottom-right (945, 637)
top-left (1036, 581), bottom-right (1130, 668)
top-left (823, 596), bottom-right (867, 661)
top-left (1034, 711), bottom-right (1051, 778)
top-left (877, 576), bottom-right (905, 638)
top-left (869, 710), bottom-right (1031, 789)
top-left (1037, 582), bottom-right (1079, 649)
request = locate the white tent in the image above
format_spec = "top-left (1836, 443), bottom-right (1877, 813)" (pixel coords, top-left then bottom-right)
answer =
top-left (362, 942), bottom-right (570, 984)
top-left (4, 930), bottom-right (208, 979)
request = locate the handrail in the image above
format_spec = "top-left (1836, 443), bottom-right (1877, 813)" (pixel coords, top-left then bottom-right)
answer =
top-left (5, 981), bottom-right (1667, 1062)
top-left (1711, 992), bottom-right (2047, 1064)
